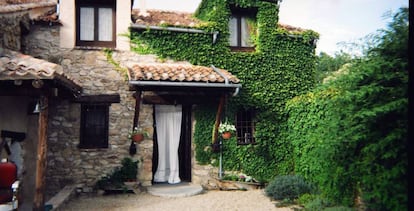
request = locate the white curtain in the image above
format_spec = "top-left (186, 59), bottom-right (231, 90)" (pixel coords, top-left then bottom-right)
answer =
top-left (154, 105), bottom-right (182, 184)
top-left (80, 7), bottom-right (94, 41)
top-left (228, 16), bottom-right (238, 46)
top-left (98, 7), bottom-right (113, 41)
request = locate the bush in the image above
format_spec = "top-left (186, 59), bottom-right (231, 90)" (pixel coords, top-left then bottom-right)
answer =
top-left (265, 175), bottom-right (312, 201)
top-left (95, 157), bottom-right (139, 190)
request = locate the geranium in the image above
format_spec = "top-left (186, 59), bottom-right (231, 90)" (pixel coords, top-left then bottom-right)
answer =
top-left (127, 127), bottom-right (148, 140)
top-left (218, 122), bottom-right (236, 133)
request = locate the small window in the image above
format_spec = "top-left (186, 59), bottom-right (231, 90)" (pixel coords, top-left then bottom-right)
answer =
top-left (76, 0), bottom-right (116, 48)
top-left (229, 6), bottom-right (257, 51)
top-left (235, 109), bottom-right (256, 145)
top-left (80, 104), bottom-right (109, 149)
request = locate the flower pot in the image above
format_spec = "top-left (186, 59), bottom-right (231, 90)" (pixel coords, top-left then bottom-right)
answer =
top-left (221, 131), bottom-right (232, 139)
top-left (132, 134), bottom-right (144, 143)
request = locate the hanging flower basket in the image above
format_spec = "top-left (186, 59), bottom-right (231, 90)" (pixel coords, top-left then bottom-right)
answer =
top-left (221, 131), bottom-right (232, 139)
top-left (128, 127), bottom-right (148, 144)
top-left (218, 122), bottom-right (236, 140)
top-left (132, 134), bottom-right (144, 143)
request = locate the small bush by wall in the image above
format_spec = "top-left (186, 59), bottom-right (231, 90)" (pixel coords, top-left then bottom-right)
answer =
top-left (264, 175), bottom-right (312, 201)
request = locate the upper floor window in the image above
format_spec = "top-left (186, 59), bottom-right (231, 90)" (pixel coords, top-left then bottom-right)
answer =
top-left (76, 0), bottom-right (116, 48)
top-left (79, 104), bottom-right (109, 149)
top-left (229, 6), bottom-right (257, 51)
top-left (235, 109), bottom-right (256, 145)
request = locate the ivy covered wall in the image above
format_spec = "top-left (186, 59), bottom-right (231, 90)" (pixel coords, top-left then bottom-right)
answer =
top-left (130, 0), bottom-right (318, 181)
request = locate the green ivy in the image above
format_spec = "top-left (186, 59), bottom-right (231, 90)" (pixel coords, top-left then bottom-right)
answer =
top-left (131, 0), bottom-right (318, 182)
top-left (285, 8), bottom-right (408, 209)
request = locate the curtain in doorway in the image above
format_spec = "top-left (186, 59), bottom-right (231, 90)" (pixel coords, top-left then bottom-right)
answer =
top-left (154, 105), bottom-right (182, 184)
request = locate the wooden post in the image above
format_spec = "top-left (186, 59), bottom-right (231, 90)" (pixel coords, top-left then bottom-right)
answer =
top-left (133, 90), bottom-right (142, 128)
top-left (212, 95), bottom-right (226, 144)
top-left (33, 96), bottom-right (48, 211)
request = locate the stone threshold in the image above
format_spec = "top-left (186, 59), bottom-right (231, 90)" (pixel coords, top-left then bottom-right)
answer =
top-left (45, 185), bottom-right (76, 210)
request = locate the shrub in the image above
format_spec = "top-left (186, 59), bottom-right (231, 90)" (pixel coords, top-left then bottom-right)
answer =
top-left (95, 157), bottom-right (139, 190)
top-left (265, 175), bottom-right (312, 201)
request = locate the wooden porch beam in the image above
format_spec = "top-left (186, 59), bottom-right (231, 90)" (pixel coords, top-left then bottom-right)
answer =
top-left (33, 95), bottom-right (49, 211)
top-left (133, 90), bottom-right (142, 128)
top-left (212, 95), bottom-right (226, 144)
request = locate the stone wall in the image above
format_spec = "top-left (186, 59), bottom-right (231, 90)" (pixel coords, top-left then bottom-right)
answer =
top-left (0, 11), bottom-right (30, 51)
top-left (22, 22), bottom-right (220, 198)
top-left (22, 24), bottom-right (156, 197)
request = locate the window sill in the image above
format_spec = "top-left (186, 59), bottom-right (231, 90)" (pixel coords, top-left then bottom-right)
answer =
top-left (229, 46), bottom-right (256, 52)
top-left (74, 46), bottom-right (115, 51)
top-left (237, 142), bottom-right (257, 145)
top-left (78, 147), bottom-right (109, 151)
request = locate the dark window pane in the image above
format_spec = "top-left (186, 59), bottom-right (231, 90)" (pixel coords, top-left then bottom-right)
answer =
top-left (80, 104), bottom-right (109, 148)
top-left (235, 109), bottom-right (256, 145)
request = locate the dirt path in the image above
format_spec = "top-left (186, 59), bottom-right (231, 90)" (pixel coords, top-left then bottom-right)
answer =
top-left (60, 189), bottom-right (295, 211)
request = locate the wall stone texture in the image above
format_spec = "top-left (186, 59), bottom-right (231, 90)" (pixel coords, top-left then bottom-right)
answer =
top-left (0, 11), bottom-right (30, 51)
top-left (21, 22), bottom-right (218, 198)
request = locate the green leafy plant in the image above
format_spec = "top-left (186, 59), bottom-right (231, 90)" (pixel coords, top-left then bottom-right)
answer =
top-left (265, 175), bottom-right (313, 201)
top-left (131, 0), bottom-right (318, 183)
top-left (95, 157), bottom-right (139, 190)
top-left (127, 127), bottom-right (148, 140)
top-left (218, 122), bottom-right (236, 133)
top-left (286, 8), bottom-right (408, 209)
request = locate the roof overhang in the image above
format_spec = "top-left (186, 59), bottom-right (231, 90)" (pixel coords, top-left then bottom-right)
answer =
top-left (128, 63), bottom-right (242, 101)
top-left (0, 49), bottom-right (82, 98)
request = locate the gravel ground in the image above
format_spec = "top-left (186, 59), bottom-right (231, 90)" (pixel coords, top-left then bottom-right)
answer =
top-left (59, 189), bottom-right (296, 211)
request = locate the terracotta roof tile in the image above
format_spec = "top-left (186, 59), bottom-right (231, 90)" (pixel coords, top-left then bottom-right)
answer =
top-left (132, 9), bottom-right (202, 27)
top-left (0, 1), bottom-right (56, 14)
top-left (129, 63), bottom-right (240, 84)
top-left (132, 9), bottom-right (306, 32)
top-left (278, 23), bottom-right (305, 33)
top-left (0, 49), bottom-right (81, 91)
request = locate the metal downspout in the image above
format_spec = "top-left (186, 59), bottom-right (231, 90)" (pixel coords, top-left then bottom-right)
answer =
top-left (211, 65), bottom-right (240, 97)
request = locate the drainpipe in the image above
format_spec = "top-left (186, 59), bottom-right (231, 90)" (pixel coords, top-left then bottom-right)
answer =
top-left (130, 24), bottom-right (220, 44)
top-left (211, 65), bottom-right (240, 97)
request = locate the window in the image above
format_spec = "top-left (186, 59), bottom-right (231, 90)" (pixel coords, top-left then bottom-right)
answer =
top-left (235, 109), bottom-right (256, 145)
top-left (76, 0), bottom-right (116, 48)
top-left (229, 6), bottom-right (257, 51)
top-left (80, 104), bottom-right (109, 149)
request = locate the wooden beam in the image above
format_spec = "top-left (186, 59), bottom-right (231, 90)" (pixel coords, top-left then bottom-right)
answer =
top-left (133, 90), bottom-right (142, 128)
top-left (212, 95), bottom-right (225, 144)
top-left (142, 94), bottom-right (221, 105)
top-left (33, 96), bottom-right (48, 211)
top-left (74, 94), bottom-right (120, 103)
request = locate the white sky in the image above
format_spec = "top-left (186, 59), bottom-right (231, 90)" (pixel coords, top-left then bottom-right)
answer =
top-left (133, 0), bottom-right (408, 55)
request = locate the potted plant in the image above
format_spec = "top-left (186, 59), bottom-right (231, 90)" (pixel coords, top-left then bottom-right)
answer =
top-left (128, 127), bottom-right (148, 143)
top-left (218, 122), bottom-right (236, 139)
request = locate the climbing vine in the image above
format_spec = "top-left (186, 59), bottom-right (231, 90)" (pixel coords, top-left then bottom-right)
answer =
top-left (130, 0), bottom-right (318, 181)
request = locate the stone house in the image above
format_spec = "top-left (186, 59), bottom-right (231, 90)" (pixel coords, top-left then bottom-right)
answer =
top-left (0, 0), bottom-right (317, 209)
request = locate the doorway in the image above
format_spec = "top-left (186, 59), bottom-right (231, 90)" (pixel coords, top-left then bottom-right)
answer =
top-left (152, 105), bottom-right (192, 183)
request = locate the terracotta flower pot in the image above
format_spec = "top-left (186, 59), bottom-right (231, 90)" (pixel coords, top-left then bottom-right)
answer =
top-left (132, 134), bottom-right (144, 143)
top-left (222, 131), bottom-right (232, 139)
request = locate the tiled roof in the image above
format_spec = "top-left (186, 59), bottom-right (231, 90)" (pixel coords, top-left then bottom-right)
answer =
top-left (0, 0), bottom-right (56, 14)
top-left (0, 49), bottom-right (81, 92)
top-left (132, 9), bottom-right (305, 32)
top-left (128, 63), bottom-right (240, 84)
top-left (132, 9), bottom-right (202, 27)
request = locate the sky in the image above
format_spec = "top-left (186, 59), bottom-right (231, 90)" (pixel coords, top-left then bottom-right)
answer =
top-left (133, 0), bottom-right (408, 56)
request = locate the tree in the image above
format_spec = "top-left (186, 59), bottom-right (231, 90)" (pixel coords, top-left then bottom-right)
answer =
top-left (315, 51), bottom-right (352, 83)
